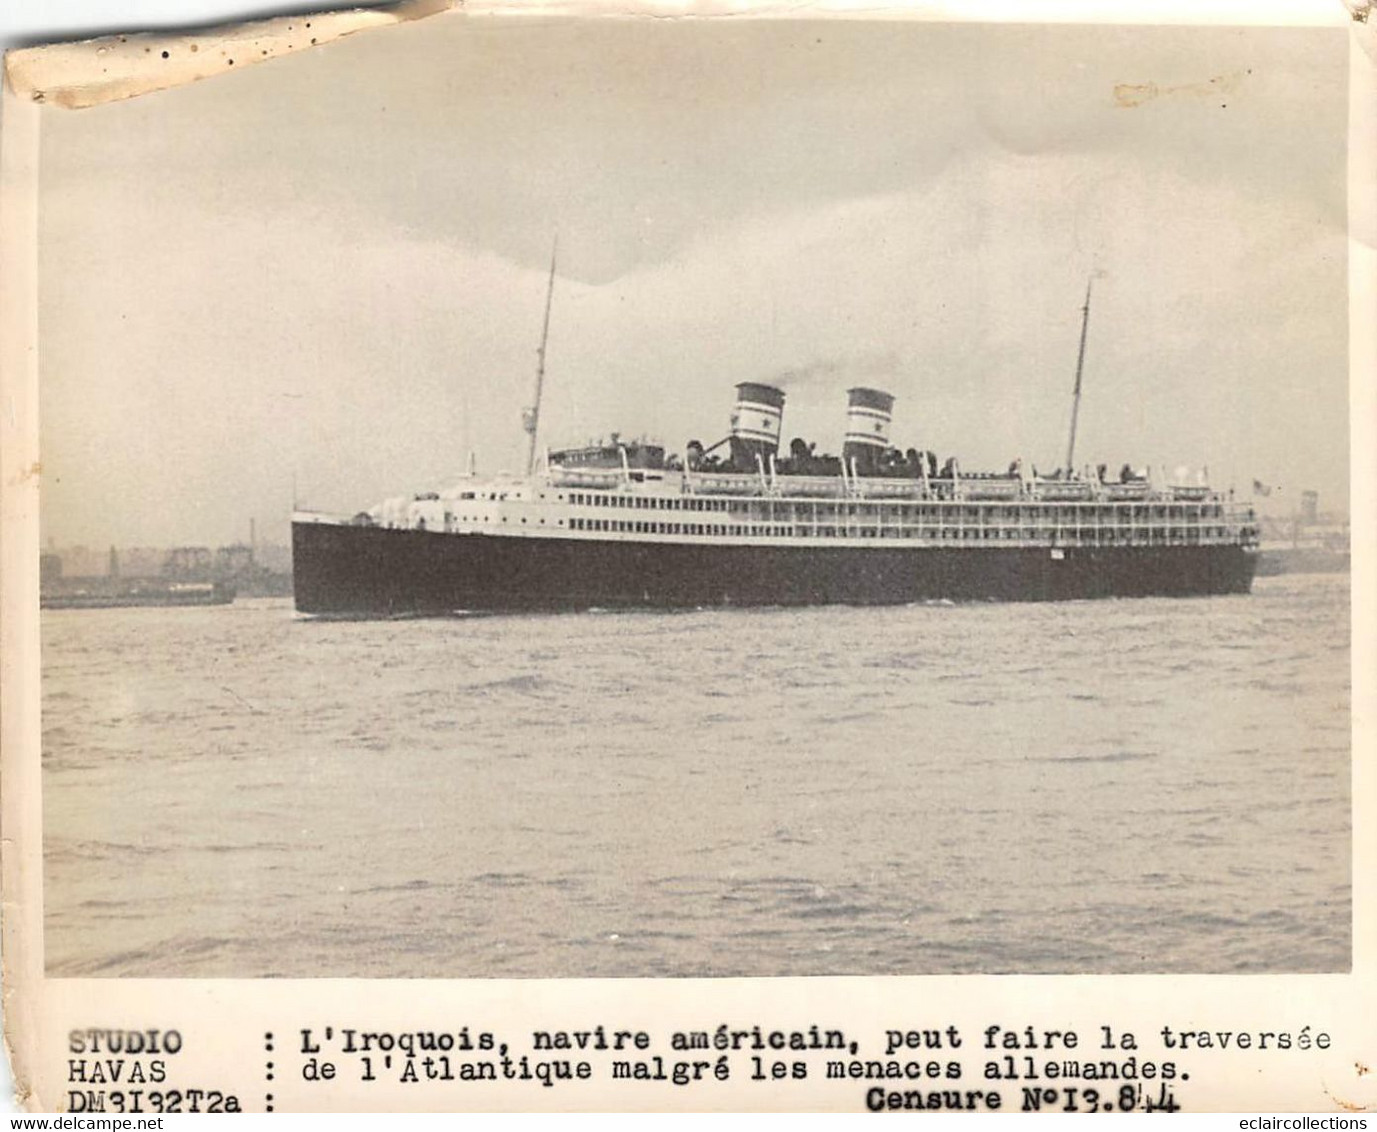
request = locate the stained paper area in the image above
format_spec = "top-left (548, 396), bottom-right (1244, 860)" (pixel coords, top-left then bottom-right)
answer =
top-left (3, 0), bottom-right (451, 109)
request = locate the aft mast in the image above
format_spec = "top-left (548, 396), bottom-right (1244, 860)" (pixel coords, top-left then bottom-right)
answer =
top-left (523, 236), bottom-right (559, 477)
top-left (1064, 275), bottom-right (1094, 473)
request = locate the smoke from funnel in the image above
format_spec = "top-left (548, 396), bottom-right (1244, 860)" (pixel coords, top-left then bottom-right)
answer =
top-left (770, 351), bottom-right (902, 391)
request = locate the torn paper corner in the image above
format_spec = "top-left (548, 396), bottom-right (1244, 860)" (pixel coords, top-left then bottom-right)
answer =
top-left (1, 0), bottom-right (454, 110)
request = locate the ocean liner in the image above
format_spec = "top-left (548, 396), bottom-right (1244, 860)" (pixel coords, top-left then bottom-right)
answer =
top-left (292, 268), bottom-right (1260, 616)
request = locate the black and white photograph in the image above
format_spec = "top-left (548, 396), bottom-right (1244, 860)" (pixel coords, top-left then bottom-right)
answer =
top-left (25, 7), bottom-right (1355, 992)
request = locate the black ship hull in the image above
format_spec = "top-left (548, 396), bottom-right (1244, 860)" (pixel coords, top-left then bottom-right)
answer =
top-left (293, 521), bottom-right (1259, 616)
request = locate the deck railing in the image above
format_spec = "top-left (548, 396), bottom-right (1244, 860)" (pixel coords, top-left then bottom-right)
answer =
top-left (530, 467), bottom-right (1262, 548)
top-left (549, 465), bottom-right (1213, 504)
top-left (556, 492), bottom-right (1258, 548)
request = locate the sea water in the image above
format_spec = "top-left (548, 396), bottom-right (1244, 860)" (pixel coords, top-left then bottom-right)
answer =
top-left (41, 573), bottom-right (1350, 977)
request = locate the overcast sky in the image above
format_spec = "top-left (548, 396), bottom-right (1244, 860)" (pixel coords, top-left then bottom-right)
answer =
top-left (37, 15), bottom-right (1348, 547)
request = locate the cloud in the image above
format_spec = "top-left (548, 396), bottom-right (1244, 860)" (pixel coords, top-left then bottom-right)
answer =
top-left (36, 19), bottom-right (1349, 546)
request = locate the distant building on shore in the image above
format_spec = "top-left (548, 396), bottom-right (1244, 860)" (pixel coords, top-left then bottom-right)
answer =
top-left (41, 539), bottom-right (294, 598)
